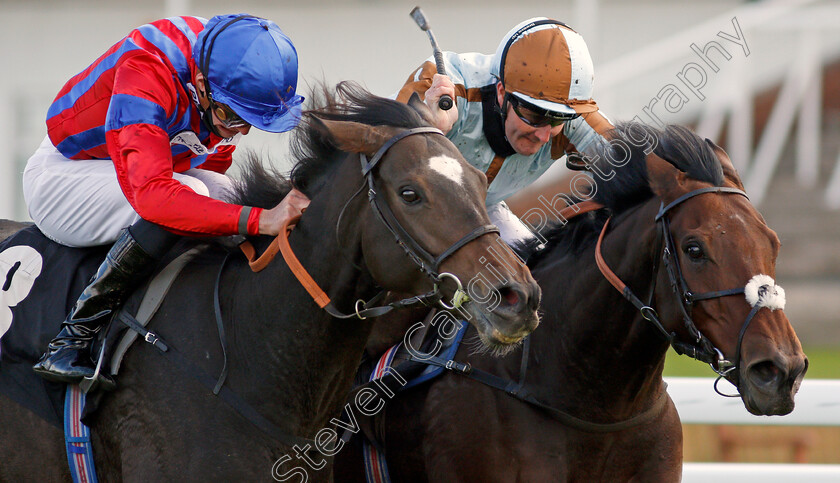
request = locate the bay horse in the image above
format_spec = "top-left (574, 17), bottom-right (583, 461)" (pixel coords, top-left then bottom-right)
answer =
top-left (334, 123), bottom-right (808, 482)
top-left (0, 82), bottom-right (540, 481)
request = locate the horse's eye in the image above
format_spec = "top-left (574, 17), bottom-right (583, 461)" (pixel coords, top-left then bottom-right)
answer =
top-left (400, 189), bottom-right (420, 204)
top-left (685, 243), bottom-right (704, 260)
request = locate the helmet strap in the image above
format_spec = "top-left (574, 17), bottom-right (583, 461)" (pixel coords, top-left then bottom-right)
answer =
top-left (196, 14), bottom-right (259, 138)
top-left (499, 96), bottom-right (510, 126)
top-left (490, 77), bottom-right (509, 123)
top-left (200, 107), bottom-right (223, 137)
top-left (479, 83), bottom-right (516, 158)
top-left (499, 89), bottom-right (510, 123)
top-left (194, 75), bottom-right (224, 137)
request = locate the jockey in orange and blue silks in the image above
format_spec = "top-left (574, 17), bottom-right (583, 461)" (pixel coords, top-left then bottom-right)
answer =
top-left (397, 18), bottom-right (614, 248)
top-left (28, 14), bottom-right (311, 386)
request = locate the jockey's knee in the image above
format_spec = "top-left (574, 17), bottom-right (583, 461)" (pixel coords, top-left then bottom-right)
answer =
top-left (174, 174), bottom-right (211, 197)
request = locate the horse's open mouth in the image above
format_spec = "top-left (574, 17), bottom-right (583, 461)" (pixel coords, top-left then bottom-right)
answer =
top-left (463, 301), bottom-right (537, 356)
top-left (489, 328), bottom-right (524, 345)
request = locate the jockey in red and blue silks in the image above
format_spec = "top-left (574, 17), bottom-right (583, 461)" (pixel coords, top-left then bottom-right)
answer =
top-left (27, 14), bottom-right (311, 386)
top-left (43, 15), bottom-right (303, 239)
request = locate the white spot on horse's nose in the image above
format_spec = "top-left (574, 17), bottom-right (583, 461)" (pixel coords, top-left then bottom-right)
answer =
top-left (428, 155), bottom-right (464, 186)
top-left (745, 274), bottom-right (786, 310)
top-left (730, 214), bottom-right (746, 224)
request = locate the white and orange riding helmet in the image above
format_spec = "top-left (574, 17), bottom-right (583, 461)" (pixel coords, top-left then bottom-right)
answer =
top-left (491, 18), bottom-right (598, 116)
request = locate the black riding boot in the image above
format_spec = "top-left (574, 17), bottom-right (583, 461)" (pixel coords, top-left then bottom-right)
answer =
top-left (32, 220), bottom-right (178, 383)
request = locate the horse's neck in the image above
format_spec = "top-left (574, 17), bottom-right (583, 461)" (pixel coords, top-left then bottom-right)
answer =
top-left (528, 202), bottom-right (669, 418)
top-left (0, 220), bottom-right (30, 243)
top-left (226, 180), bottom-right (378, 436)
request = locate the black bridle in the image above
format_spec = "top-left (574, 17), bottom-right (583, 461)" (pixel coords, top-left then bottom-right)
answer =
top-left (243, 126), bottom-right (499, 319)
top-left (348, 127), bottom-right (499, 316)
top-left (361, 127), bottom-right (499, 280)
top-left (598, 186), bottom-right (768, 395)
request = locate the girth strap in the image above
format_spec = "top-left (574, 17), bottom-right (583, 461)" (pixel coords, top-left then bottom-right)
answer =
top-left (119, 307), bottom-right (316, 449)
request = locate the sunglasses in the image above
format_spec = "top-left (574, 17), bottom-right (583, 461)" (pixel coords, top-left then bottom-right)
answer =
top-left (506, 94), bottom-right (579, 128)
top-left (210, 98), bottom-right (250, 129)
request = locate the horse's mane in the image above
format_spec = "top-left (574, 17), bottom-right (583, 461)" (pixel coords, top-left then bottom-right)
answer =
top-left (591, 122), bottom-right (724, 211)
top-left (230, 81), bottom-right (431, 209)
top-left (527, 122), bottom-right (725, 267)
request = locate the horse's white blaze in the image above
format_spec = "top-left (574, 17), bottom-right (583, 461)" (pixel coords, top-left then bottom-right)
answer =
top-left (745, 274), bottom-right (786, 310)
top-left (428, 155), bottom-right (465, 187)
top-left (730, 214), bottom-right (746, 225)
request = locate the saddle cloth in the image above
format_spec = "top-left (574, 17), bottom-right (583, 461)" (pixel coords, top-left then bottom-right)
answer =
top-left (0, 225), bottom-right (107, 427)
top-left (0, 225), bottom-right (204, 427)
top-left (349, 314), bottom-right (469, 451)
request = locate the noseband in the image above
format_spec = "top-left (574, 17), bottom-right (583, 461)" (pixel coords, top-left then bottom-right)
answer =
top-left (596, 186), bottom-right (772, 393)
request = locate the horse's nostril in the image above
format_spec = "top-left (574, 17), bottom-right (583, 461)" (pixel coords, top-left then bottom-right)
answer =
top-left (790, 357), bottom-right (808, 384)
top-left (499, 286), bottom-right (520, 308)
top-left (749, 360), bottom-right (782, 386)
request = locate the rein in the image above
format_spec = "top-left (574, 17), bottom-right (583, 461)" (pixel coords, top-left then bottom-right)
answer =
top-left (594, 186), bottom-right (760, 392)
top-left (240, 126), bottom-right (499, 319)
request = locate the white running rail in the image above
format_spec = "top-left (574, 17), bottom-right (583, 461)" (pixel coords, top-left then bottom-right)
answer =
top-left (667, 377), bottom-right (840, 480)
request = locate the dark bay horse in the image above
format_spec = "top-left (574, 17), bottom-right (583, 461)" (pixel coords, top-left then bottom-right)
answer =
top-left (335, 123), bottom-right (808, 482)
top-left (0, 82), bottom-right (539, 481)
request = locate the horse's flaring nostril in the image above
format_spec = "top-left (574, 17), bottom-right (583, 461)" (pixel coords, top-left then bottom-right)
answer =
top-left (501, 287), bottom-right (520, 307)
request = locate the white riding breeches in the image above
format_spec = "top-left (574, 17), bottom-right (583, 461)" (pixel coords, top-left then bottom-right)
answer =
top-left (487, 201), bottom-right (539, 247)
top-left (23, 136), bottom-right (234, 248)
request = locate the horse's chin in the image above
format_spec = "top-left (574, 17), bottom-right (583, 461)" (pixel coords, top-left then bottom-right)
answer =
top-left (740, 389), bottom-right (796, 416)
top-left (463, 302), bottom-right (533, 357)
top-left (736, 365), bottom-right (803, 416)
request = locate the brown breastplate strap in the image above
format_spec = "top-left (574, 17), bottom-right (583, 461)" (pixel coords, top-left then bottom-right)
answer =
top-left (594, 217), bottom-right (626, 294)
top-left (557, 200), bottom-right (603, 222)
top-left (240, 214), bottom-right (331, 308)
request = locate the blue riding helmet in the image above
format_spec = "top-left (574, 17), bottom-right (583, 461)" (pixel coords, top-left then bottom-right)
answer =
top-left (194, 14), bottom-right (304, 133)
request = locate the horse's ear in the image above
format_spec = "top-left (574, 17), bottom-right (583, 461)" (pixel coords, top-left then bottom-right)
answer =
top-left (705, 138), bottom-right (745, 190)
top-left (645, 152), bottom-right (690, 203)
top-left (407, 92), bottom-right (437, 126)
top-left (311, 117), bottom-right (394, 155)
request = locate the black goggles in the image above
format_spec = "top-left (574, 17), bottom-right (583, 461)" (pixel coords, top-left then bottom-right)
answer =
top-left (209, 97), bottom-right (250, 129)
top-left (506, 94), bottom-right (579, 127)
